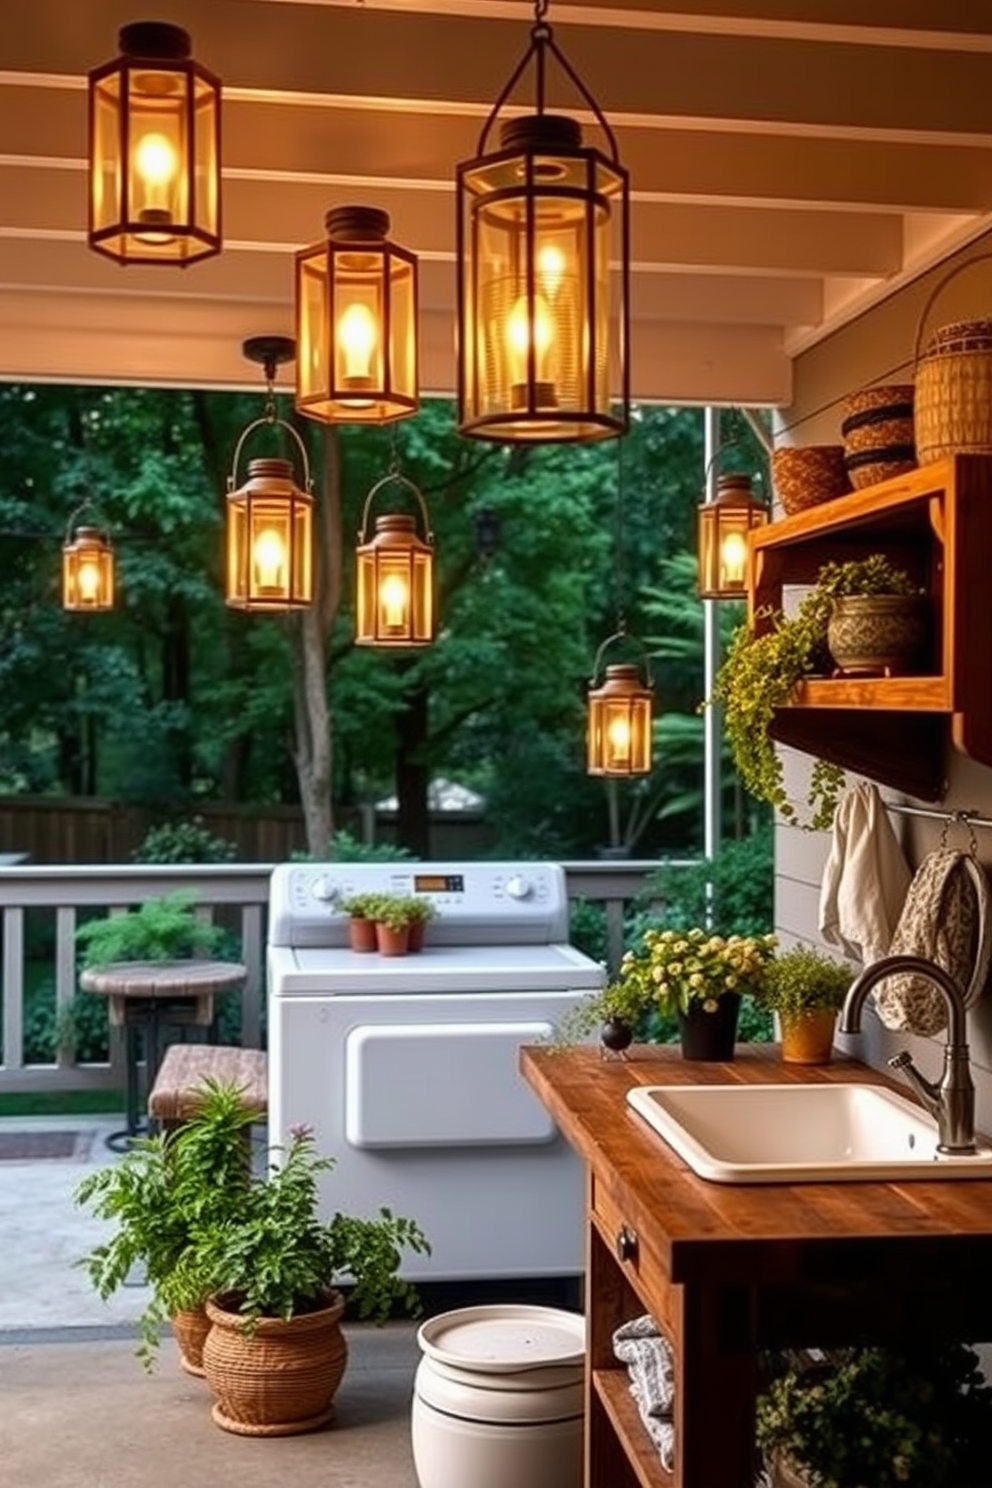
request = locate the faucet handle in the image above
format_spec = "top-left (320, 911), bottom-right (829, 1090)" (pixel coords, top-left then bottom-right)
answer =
top-left (888, 1052), bottom-right (913, 1072)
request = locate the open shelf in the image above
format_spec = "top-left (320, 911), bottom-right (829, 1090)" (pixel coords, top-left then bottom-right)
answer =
top-left (749, 453), bottom-right (992, 800)
top-left (593, 1369), bottom-right (674, 1488)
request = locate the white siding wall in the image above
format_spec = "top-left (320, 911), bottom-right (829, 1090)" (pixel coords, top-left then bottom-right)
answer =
top-left (775, 232), bottom-right (992, 1132)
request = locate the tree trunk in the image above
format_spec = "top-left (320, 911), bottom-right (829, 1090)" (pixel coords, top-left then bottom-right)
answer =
top-left (395, 679), bottom-right (431, 857)
top-left (290, 424), bottom-right (343, 856)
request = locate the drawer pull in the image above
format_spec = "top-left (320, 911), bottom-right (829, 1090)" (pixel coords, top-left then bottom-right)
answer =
top-left (616, 1226), bottom-right (638, 1263)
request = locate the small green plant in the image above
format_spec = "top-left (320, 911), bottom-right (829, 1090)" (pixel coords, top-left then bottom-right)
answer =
top-left (133, 818), bottom-right (238, 864)
top-left (335, 892), bottom-right (387, 920)
top-left (757, 944), bottom-right (853, 1019)
top-left (74, 1080), bottom-right (257, 1368)
top-left (756, 1343), bottom-right (992, 1487)
top-left (371, 893), bottom-right (427, 934)
top-left (710, 555), bottom-right (918, 829)
top-left (74, 890), bottom-right (226, 968)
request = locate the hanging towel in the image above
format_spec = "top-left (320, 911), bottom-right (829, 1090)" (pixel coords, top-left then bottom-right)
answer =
top-left (876, 849), bottom-right (992, 1036)
top-left (818, 782), bottom-right (912, 965)
top-left (612, 1314), bottom-right (676, 1471)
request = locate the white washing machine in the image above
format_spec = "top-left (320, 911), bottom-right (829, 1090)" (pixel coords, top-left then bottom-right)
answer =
top-left (267, 860), bottom-right (604, 1281)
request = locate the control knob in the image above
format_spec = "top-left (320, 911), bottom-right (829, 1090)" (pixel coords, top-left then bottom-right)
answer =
top-left (310, 875), bottom-right (339, 903)
top-left (504, 875), bottom-right (533, 901)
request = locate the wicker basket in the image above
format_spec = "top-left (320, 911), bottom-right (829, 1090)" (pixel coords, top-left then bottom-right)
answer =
top-left (771, 445), bottom-right (850, 515)
top-left (914, 251), bottom-right (992, 464)
top-left (840, 383), bottom-right (916, 489)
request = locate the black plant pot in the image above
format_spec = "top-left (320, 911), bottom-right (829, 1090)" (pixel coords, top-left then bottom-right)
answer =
top-left (677, 992), bottom-right (741, 1061)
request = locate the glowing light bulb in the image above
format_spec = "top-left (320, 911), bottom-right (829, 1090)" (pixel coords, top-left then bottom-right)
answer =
top-left (252, 527), bottom-right (287, 592)
top-left (135, 132), bottom-right (178, 190)
top-left (505, 293), bottom-right (556, 408)
top-left (720, 531), bottom-right (748, 587)
top-left (338, 301), bottom-right (378, 387)
top-left (537, 243), bottom-right (567, 300)
top-left (607, 713), bottom-right (632, 767)
top-left (77, 558), bottom-right (101, 603)
top-left (380, 572), bottom-right (409, 629)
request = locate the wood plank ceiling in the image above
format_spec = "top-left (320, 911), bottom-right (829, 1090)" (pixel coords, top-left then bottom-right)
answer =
top-left (3, 0), bottom-right (992, 406)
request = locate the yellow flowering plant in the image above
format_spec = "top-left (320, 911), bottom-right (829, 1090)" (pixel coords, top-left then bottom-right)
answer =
top-left (615, 927), bottom-right (777, 1019)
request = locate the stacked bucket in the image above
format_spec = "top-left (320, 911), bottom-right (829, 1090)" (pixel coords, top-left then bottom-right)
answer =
top-left (840, 384), bottom-right (916, 490)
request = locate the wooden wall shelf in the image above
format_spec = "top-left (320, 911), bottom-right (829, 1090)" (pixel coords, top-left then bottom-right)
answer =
top-left (749, 454), bottom-right (992, 801)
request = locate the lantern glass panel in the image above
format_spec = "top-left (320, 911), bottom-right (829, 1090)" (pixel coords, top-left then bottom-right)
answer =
top-left (296, 246), bottom-right (329, 409)
top-left (125, 67), bottom-right (190, 243)
top-left (192, 76), bottom-right (220, 238)
top-left (90, 75), bottom-right (121, 238)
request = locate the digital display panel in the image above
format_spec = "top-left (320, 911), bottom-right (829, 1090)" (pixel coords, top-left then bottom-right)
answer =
top-left (413, 874), bottom-right (464, 893)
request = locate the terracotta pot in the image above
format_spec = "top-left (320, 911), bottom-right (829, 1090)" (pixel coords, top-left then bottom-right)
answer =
top-left (202, 1290), bottom-right (348, 1436)
top-left (348, 915), bottom-right (378, 953)
top-left (171, 1305), bottom-right (211, 1377)
top-left (827, 593), bottom-right (929, 677)
top-left (677, 992), bottom-right (741, 1061)
top-left (375, 922), bottom-right (410, 956)
top-left (779, 1007), bottom-right (838, 1065)
top-left (407, 918), bottom-right (426, 953)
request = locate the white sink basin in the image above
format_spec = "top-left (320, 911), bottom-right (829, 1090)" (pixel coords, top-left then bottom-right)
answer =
top-left (626, 1082), bottom-right (992, 1184)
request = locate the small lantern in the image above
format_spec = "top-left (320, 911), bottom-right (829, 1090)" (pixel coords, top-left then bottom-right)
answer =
top-left (587, 634), bottom-right (653, 777)
top-left (355, 473), bottom-right (434, 647)
top-left (88, 22), bottom-right (221, 266)
top-left (63, 515), bottom-right (115, 611)
top-left (697, 472), bottom-right (769, 599)
top-left (295, 206), bottom-right (418, 425)
top-left (226, 443), bottom-right (313, 612)
top-left (456, 6), bottom-right (629, 443)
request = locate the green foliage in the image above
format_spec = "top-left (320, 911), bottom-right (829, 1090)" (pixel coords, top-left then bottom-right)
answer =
top-left (758, 944), bottom-right (854, 1017)
top-left (133, 818), bottom-right (238, 864)
top-left (636, 827), bottom-right (774, 939)
top-left (195, 1116), bottom-right (430, 1332)
top-left (74, 1080), bottom-right (258, 1368)
top-left (368, 893), bottom-right (435, 932)
top-left (815, 554), bottom-right (923, 599)
top-left (74, 890), bottom-right (226, 968)
top-left (756, 1344), bottom-right (992, 1488)
top-left (568, 898), bottom-right (610, 966)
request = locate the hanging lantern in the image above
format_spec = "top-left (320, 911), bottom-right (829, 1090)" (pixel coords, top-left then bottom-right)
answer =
top-left (88, 22), bottom-right (221, 266)
top-left (355, 473), bottom-right (434, 647)
top-left (63, 512), bottom-right (115, 611)
top-left (456, 4), bottom-right (629, 443)
top-left (587, 633), bottom-right (653, 776)
top-left (698, 471), bottom-right (769, 600)
top-left (295, 206), bottom-right (418, 425)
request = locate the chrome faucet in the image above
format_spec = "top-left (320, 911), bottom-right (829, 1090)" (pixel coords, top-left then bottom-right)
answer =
top-left (838, 954), bottom-right (976, 1155)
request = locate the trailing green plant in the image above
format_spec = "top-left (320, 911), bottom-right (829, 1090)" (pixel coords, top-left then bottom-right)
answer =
top-left (756, 944), bottom-right (853, 1020)
top-left (74, 890), bottom-right (227, 969)
top-left (756, 1343), bottom-right (992, 1488)
top-left (74, 1079), bottom-right (258, 1369)
top-left (710, 555), bottom-right (919, 830)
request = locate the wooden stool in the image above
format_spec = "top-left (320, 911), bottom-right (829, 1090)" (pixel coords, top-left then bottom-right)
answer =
top-left (148, 1043), bottom-right (268, 1131)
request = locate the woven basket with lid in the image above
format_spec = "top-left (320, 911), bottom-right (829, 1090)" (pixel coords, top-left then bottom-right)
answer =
top-left (914, 252), bottom-right (992, 464)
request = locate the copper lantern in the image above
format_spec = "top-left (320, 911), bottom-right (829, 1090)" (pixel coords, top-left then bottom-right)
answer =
top-left (456, 9), bottom-right (629, 443)
top-left (296, 206), bottom-right (418, 425)
top-left (63, 518), bottom-right (115, 611)
top-left (697, 472), bottom-right (768, 600)
top-left (587, 635), bottom-right (653, 777)
top-left (88, 22), bottom-right (221, 266)
top-left (226, 444), bottom-right (313, 612)
top-left (355, 473), bottom-right (434, 647)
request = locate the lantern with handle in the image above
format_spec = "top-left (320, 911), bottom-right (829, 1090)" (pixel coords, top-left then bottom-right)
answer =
top-left (355, 471), bottom-right (435, 648)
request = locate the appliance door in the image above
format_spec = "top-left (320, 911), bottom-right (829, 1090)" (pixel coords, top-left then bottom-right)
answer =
top-left (268, 987), bottom-right (588, 1281)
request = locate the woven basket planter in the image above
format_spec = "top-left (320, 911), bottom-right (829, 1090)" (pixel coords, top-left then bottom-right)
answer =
top-left (171, 1305), bottom-right (211, 1378)
top-left (914, 251), bottom-right (992, 464)
top-left (771, 445), bottom-right (850, 515)
top-left (203, 1290), bottom-right (348, 1436)
top-left (841, 383), bottom-right (916, 489)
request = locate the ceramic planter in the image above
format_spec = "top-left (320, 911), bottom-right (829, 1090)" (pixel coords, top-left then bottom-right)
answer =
top-left (202, 1290), bottom-right (348, 1436)
top-left (827, 593), bottom-right (929, 677)
top-left (677, 993), bottom-right (741, 1061)
top-left (778, 1007), bottom-right (838, 1066)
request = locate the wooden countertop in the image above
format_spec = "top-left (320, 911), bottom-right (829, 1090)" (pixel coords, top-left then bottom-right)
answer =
top-left (522, 1043), bottom-right (992, 1291)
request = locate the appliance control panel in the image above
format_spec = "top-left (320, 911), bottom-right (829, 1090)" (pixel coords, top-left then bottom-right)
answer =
top-left (268, 860), bottom-right (569, 947)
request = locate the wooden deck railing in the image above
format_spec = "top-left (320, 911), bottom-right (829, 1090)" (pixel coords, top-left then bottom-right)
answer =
top-left (0, 860), bottom-right (664, 1096)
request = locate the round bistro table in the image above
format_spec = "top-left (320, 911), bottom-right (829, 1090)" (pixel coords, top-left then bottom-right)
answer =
top-left (80, 959), bottom-right (247, 1148)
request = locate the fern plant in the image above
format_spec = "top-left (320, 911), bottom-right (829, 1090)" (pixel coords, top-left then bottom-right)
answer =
top-left (74, 890), bottom-right (226, 968)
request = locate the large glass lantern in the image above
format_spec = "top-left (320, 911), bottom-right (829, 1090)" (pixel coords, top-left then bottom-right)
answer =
top-left (296, 206), bottom-right (418, 425)
top-left (456, 7), bottom-right (629, 442)
top-left (355, 473), bottom-right (434, 647)
top-left (63, 514), bottom-right (115, 611)
top-left (226, 445), bottom-right (313, 612)
top-left (88, 22), bottom-right (221, 266)
top-left (698, 472), bottom-right (768, 600)
top-left (587, 634), bottom-right (653, 776)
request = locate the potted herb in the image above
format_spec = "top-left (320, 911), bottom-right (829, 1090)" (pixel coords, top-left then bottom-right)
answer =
top-left (562, 927), bottom-right (776, 1061)
top-left (711, 555), bottom-right (923, 829)
top-left (756, 944), bottom-right (854, 1065)
top-left (74, 1079), bottom-right (257, 1373)
top-left (197, 1118), bottom-right (430, 1436)
top-left (756, 1343), bottom-right (992, 1488)
top-left (370, 893), bottom-right (422, 956)
top-left (336, 892), bottom-right (387, 953)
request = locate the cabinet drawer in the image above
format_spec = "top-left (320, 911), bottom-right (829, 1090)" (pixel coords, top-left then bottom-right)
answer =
top-left (591, 1173), bottom-right (678, 1341)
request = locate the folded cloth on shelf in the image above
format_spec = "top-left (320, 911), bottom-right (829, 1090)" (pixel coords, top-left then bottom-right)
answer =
top-left (612, 1314), bottom-right (676, 1472)
top-left (819, 781), bottom-right (912, 965)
